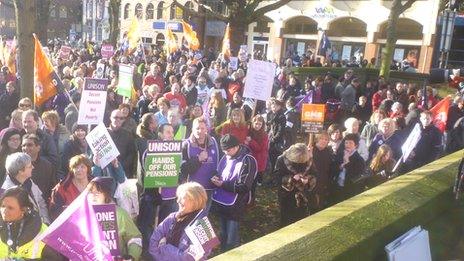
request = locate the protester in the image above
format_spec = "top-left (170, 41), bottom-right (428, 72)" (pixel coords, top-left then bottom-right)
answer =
top-left (87, 177), bottom-right (143, 260)
top-left (0, 128), bottom-right (21, 183)
top-left (211, 134), bottom-right (257, 251)
top-left (365, 144), bottom-right (396, 188)
top-left (149, 182), bottom-right (211, 260)
top-left (215, 108), bottom-right (248, 144)
top-left (60, 124), bottom-right (91, 178)
top-left (41, 110), bottom-right (71, 156)
top-left (275, 143), bottom-right (317, 227)
top-left (245, 115), bottom-right (269, 189)
top-left (2, 152), bottom-right (50, 224)
top-left (311, 132), bottom-right (333, 211)
top-left (49, 154), bottom-right (92, 221)
top-left (0, 187), bottom-right (61, 259)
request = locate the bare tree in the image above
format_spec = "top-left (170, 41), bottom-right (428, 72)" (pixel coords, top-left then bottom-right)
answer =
top-left (379, 0), bottom-right (417, 79)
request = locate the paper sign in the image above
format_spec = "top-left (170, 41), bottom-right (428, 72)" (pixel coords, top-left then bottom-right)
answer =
top-left (301, 104), bottom-right (325, 133)
top-left (144, 140), bottom-right (182, 188)
top-left (394, 48), bottom-right (405, 62)
top-left (243, 59), bottom-right (276, 101)
top-left (93, 204), bottom-right (120, 257)
top-left (185, 215), bottom-right (220, 259)
top-left (401, 123), bottom-right (421, 162)
top-left (86, 123), bottom-right (120, 169)
top-left (101, 44), bottom-right (114, 59)
top-left (117, 64), bottom-right (133, 98)
top-left (59, 45), bottom-right (72, 60)
top-left (96, 63), bottom-right (106, 79)
top-left (341, 45), bottom-right (352, 61)
top-left (78, 78), bottom-right (108, 125)
top-left (228, 57), bottom-right (238, 70)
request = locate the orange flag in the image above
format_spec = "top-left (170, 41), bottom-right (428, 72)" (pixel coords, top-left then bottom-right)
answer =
top-left (221, 24), bottom-right (231, 60)
top-left (181, 20), bottom-right (200, 50)
top-left (166, 28), bottom-right (178, 54)
top-left (429, 96), bottom-right (451, 133)
top-left (34, 34), bottom-right (62, 107)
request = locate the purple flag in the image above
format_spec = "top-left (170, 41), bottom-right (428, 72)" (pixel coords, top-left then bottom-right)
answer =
top-left (38, 190), bottom-right (112, 260)
top-left (94, 204), bottom-right (120, 257)
top-left (296, 90), bottom-right (314, 111)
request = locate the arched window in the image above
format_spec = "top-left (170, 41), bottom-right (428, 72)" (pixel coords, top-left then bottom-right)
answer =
top-left (170, 3), bottom-right (176, 20)
top-left (59, 6), bottom-right (67, 18)
top-left (135, 3), bottom-right (143, 19)
top-left (124, 4), bottom-right (130, 19)
top-left (146, 3), bottom-right (154, 20)
top-left (50, 5), bottom-right (56, 17)
top-left (157, 2), bottom-right (164, 19)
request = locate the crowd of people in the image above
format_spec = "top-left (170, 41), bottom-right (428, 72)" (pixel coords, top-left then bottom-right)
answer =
top-left (0, 39), bottom-right (463, 260)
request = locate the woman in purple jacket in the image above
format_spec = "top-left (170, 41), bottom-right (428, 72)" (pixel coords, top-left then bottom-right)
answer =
top-left (149, 182), bottom-right (210, 260)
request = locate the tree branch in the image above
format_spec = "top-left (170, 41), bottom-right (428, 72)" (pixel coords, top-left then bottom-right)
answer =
top-left (250, 0), bottom-right (292, 21)
top-left (172, 0), bottom-right (228, 21)
top-left (398, 0), bottom-right (417, 14)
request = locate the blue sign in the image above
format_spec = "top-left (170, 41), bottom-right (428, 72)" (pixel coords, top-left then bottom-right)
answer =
top-left (153, 21), bottom-right (166, 30)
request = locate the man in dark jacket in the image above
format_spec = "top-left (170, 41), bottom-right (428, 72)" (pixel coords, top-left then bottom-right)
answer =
top-left (211, 134), bottom-right (257, 251)
top-left (268, 99), bottom-right (286, 180)
top-left (21, 110), bottom-right (59, 166)
top-left (0, 81), bottom-right (19, 129)
top-left (405, 110), bottom-right (443, 171)
top-left (108, 109), bottom-right (137, 178)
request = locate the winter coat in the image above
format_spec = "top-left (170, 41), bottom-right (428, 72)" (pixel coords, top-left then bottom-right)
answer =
top-left (407, 124), bottom-right (442, 169)
top-left (215, 122), bottom-right (248, 144)
top-left (115, 206), bottom-right (143, 260)
top-left (211, 146), bottom-right (257, 221)
top-left (108, 127), bottom-right (137, 179)
top-left (368, 131), bottom-right (404, 162)
top-left (247, 130), bottom-right (269, 172)
top-left (360, 122), bottom-right (379, 149)
top-left (2, 176), bottom-right (50, 224)
top-left (64, 103), bottom-right (78, 133)
top-left (268, 109), bottom-right (286, 148)
top-left (60, 137), bottom-right (92, 178)
top-left (181, 85), bottom-right (198, 107)
top-left (31, 157), bottom-right (57, 202)
top-left (21, 129), bottom-right (59, 167)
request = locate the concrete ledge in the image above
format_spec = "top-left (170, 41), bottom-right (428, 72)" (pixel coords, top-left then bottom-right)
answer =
top-left (212, 150), bottom-right (463, 261)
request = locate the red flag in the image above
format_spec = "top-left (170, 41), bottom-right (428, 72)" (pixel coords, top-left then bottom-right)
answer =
top-left (429, 96), bottom-right (451, 133)
top-left (34, 34), bottom-right (62, 106)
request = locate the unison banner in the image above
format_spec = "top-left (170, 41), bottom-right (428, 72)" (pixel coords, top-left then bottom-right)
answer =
top-left (144, 140), bottom-right (182, 188)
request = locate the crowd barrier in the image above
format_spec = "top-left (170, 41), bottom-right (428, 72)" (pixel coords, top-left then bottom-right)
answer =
top-left (212, 150), bottom-right (464, 260)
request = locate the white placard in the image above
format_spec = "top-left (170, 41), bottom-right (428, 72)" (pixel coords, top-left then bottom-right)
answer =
top-left (96, 63), bottom-right (106, 79)
top-left (78, 78), bottom-right (108, 125)
top-left (243, 59), bottom-right (276, 101)
top-left (297, 42), bottom-right (306, 56)
top-left (394, 48), bottom-right (405, 62)
top-left (228, 57), bottom-right (238, 70)
top-left (86, 123), bottom-right (120, 169)
top-left (341, 45), bottom-right (352, 61)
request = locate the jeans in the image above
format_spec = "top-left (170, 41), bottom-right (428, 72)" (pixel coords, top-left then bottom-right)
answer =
top-left (219, 217), bottom-right (240, 251)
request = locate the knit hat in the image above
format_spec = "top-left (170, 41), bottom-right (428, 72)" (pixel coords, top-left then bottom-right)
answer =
top-left (0, 128), bottom-right (21, 146)
top-left (220, 134), bottom-right (240, 150)
top-left (71, 123), bottom-right (88, 133)
top-left (283, 143), bottom-right (310, 164)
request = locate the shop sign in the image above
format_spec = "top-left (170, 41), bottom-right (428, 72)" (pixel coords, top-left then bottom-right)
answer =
top-left (311, 6), bottom-right (338, 19)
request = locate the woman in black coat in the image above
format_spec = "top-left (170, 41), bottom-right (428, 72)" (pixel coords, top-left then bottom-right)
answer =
top-left (274, 143), bottom-right (317, 227)
top-left (60, 124), bottom-right (91, 180)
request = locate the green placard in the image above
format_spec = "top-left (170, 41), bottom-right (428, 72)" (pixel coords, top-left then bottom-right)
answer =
top-left (144, 140), bottom-right (183, 188)
top-left (117, 64), bottom-right (133, 98)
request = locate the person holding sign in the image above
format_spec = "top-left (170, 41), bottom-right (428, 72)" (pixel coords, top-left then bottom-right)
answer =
top-left (87, 177), bottom-right (142, 260)
top-left (150, 182), bottom-right (212, 260)
top-left (181, 117), bottom-right (219, 212)
top-left (0, 187), bottom-right (61, 259)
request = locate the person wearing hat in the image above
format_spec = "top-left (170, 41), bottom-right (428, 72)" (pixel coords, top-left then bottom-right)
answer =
top-left (60, 124), bottom-right (91, 179)
top-left (87, 177), bottom-right (142, 260)
top-left (0, 128), bottom-right (21, 183)
top-left (211, 134), bottom-right (257, 251)
top-left (274, 143), bottom-right (317, 227)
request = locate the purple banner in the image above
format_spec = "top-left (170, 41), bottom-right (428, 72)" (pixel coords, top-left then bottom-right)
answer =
top-left (38, 190), bottom-right (112, 260)
top-left (93, 204), bottom-right (120, 257)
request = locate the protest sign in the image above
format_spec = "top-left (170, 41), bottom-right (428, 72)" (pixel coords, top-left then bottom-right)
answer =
top-left (39, 190), bottom-right (112, 260)
top-left (228, 57), bottom-right (238, 70)
top-left (93, 204), bottom-right (120, 257)
top-left (185, 213), bottom-right (220, 259)
top-left (401, 123), bottom-right (421, 162)
top-left (95, 63), bottom-right (106, 78)
top-left (117, 64), bottom-right (133, 98)
top-left (144, 140), bottom-right (182, 188)
top-left (301, 104), bottom-right (325, 133)
top-left (243, 59), bottom-right (276, 101)
top-left (101, 44), bottom-right (114, 59)
top-left (78, 78), bottom-right (108, 125)
top-left (86, 123), bottom-right (120, 168)
top-left (59, 45), bottom-right (72, 60)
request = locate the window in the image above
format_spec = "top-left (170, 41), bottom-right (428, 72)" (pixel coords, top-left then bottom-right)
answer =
top-left (146, 3), bottom-right (154, 19)
top-left (124, 4), bottom-right (130, 19)
top-left (50, 5), bottom-right (56, 17)
top-left (135, 3), bottom-right (143, 19)
top-left (59, 6), bottom-right (67, 18)
top-left (157, 2), bottom-right (164, 19)
top-left (183, 1), bottom-right (193, 20)
top-left (170, 3), bottom-right (176, 19)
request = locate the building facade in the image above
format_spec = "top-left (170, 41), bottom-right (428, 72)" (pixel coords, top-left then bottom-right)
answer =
top-left (119, 0), bottom-right (441, 73)
top-left (0, 2), bottom-right (16, 38)
top-left (48, 0), bottom-right (82, 40)
top-left (82, 0), bottom-right (110, 42)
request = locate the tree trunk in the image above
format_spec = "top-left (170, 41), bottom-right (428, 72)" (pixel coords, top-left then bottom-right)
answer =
top-left (36, 0), bottom-right (50, 43)
top-left (108, 0), bottom-right (120, 46)
top-left (14, 0), bottom-right (36, 99)
top-left (229, 20), bottom-right (247, 57)
top-left (379, 0), bottom-right (401, 79)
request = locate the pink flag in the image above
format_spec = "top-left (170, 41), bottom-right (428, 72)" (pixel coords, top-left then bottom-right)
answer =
top-left (429, 96), bottom-right (451, 133)
top-left (38, 190), bottom-right (112, 260)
